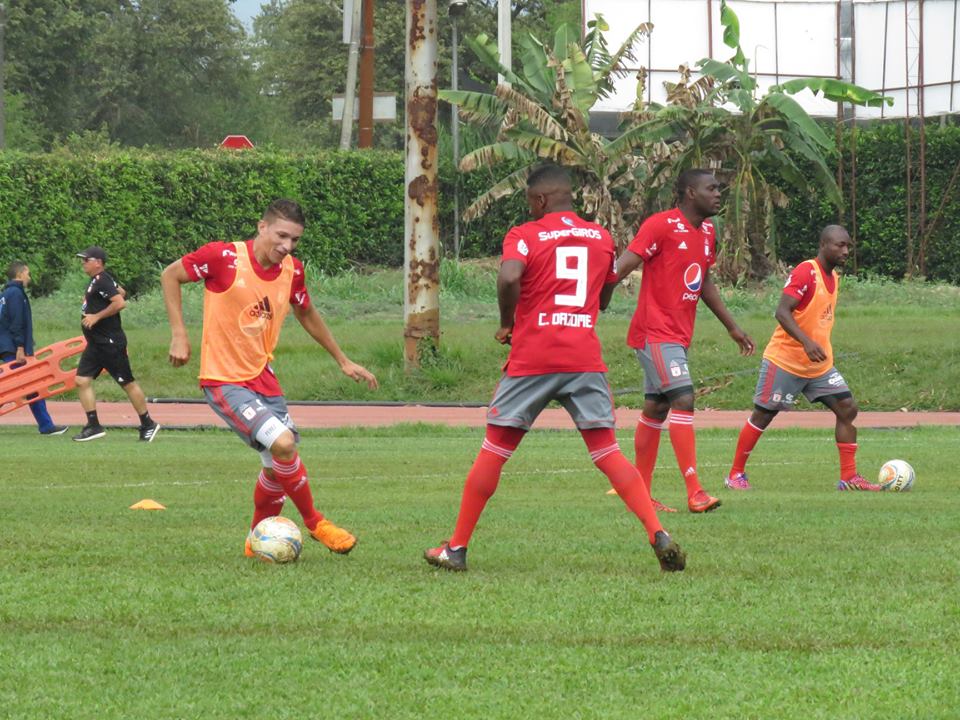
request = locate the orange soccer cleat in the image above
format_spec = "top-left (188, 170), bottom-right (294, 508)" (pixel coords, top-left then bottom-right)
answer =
top-left (688, 489), bottom-right (722, 513)
top-left (309, 519), bottom-right (357, 554)
top-left (244, 533), bottom-right (256, 558)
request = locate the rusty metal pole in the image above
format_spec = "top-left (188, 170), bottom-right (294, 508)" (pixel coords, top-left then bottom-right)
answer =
top-left (404, 0), bottom-right (440, 368)
top-left (358, 0), bottom-right (376, 148)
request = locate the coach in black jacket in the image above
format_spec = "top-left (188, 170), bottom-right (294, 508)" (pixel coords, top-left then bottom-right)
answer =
top-left (0, 261), bottom-right (67, 435)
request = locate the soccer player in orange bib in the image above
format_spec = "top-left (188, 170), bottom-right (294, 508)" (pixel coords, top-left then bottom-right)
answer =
top-left (161, 199), bottom-right (379, 556)
top-left (613, 170), bottom-right (755, 513)
top-left (723, 225), bottom-right (880, 491)
top-left (423, 164), bottom-right (686, 573)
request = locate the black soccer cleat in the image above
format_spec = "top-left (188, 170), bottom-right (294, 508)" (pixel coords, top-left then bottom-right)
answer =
top-left (139, 422), bottom-right (161, 443)
top-left (424, 541), bottom-right (468, 571)
top-left (73, 424), bottom-right (106, 442)
top-left (652, 530), bottom-right (686, 572)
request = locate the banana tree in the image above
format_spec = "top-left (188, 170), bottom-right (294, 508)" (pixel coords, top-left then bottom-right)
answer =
top-left (644, 0), bottom-right (892, 280)
top-left (440, 16), bottom-right (665, 250)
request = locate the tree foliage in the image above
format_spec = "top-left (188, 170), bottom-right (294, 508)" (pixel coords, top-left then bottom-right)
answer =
top-left (3, 0), bottom-right (256, 148)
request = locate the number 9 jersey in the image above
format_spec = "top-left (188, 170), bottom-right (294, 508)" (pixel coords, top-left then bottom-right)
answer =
top-left (500, 211), bottom-right (618, 377)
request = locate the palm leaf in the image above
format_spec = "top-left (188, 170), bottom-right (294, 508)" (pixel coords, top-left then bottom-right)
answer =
top-left (762, 93), bottom-right (833, 151)
top-left (493, 84), bottom-right (568, 141)
top-left (464, 33), bottom-right (526, 90)
top-left (459, 141), bottom-right (532, 173)
top-left (516, 33), bottom-right (556, 102)
top-left (774, 78), bottom-right (894, 108)
top-left (462, 165), bottom-right (533, 222)
top-left (438, 90), bottom-right (506, 126)
top-left (719, 0), bottom-right (747, 66)
top-left (599, 22), bottom-right (653, 86)
top-left (505, 127), bottom-right (585, 164)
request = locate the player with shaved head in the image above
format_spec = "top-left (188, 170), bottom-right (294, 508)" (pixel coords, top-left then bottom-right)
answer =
top-left (724, 225), bottom-right (881, 491)
top-left (613, 169), bottom-right (755, 513)
top-left (424, 163), bottom-right (686, 573)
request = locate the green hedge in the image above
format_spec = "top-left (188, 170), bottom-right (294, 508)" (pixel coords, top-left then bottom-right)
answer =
top-left (774, 122), bottom-right (960, 283)
top-left (2, 123), bottom-right (959, 295)
top-left (0, 150), bottom-right (405, 295)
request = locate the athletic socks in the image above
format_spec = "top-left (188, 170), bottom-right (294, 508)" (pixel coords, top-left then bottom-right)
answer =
top-left (85, 410), bottom-right (100, 427)
top-left (583, 428), bottom-right (663, 544)
top-left (138, 411), bottom-right (153, 428)
top-left (730, 420), bottom-right (765, 475)
top-left (837, 442), bottom-right (859, 481)
top-left (669, 410), bottom-right (703, 497)
top-left (449, 425), bottom-right (525, 549)
top-left (271, 453), bottom-right (323, 531)
top-left (634, 414), bottom-right (664, 493)
top-left (251, 469), bottom-right (286, 529)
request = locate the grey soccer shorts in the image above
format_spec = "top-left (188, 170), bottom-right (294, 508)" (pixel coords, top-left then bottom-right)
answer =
top-left (635, 342), bottom-right (694, 398)
top-left (486, 372), bottom-right (616, 431)
top-left (753, 359), bottom-right (852, 411)
top-left (203, 384), bottom-right (300, 465)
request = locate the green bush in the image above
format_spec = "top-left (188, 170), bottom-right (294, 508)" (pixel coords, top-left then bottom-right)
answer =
top-left (0, 149), bottom-right (405, 295)
top-left (2, 121), bottom-right (959, 296)
top-left (775, 121), bottom-right (960, 283)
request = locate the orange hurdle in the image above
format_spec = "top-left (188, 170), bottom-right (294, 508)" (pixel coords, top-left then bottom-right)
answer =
top-left (0, 337), bottom-right (87, 416)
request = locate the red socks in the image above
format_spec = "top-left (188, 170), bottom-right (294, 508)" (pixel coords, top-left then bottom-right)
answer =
top-left (449, 425), bottom-right (525, 549)
top-left (271, 453), bottom-right (323, 531)
top-left (669, 410), bottom-right (703, 497)
top-left (730, 420), bottom-right (765, 475)
top-left (251, 469), bottom-right (286, 529)
top-left (837, 442), bottom-right (858, 481)
top-left (583, 428), bottom-right (662, 544)
top-left (634, 414), bottom-right (664, 493)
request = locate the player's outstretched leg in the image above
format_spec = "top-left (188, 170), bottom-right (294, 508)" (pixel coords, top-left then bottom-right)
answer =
top-left (270, 434), bottom-right (356, 554)
top-left (424, 424), bottom-right (524, 571)
top-left (825, 395), bottom-right (880, 491)
top-left (582, 428), bottom-right (685, 572)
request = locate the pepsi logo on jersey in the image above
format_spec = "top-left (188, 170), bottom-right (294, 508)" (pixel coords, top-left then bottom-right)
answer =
top-left (682, 263), bottom-right (703, 301)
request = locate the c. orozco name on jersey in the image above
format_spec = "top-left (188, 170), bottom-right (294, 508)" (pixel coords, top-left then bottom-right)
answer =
top-left (538, 311), bottom-right (594, 328)
top-left (537, 227), bottom-right (603, 241)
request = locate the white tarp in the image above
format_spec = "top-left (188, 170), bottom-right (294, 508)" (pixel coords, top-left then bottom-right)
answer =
top-left (585, 0), bottom-right (960, 118)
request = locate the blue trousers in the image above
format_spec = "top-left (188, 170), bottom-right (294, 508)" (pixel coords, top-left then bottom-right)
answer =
top-left (1, 352), bottom-right (56, 433)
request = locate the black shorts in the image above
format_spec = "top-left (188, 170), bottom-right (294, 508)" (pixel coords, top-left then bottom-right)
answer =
top-left (78, 340), bottom-right (135, 386)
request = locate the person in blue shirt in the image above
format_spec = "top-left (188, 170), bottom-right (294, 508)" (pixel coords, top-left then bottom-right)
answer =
top-left (0, 261), bottom-right (68, 435)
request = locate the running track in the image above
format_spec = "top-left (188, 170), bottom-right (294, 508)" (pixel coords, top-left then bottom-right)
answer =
top-left (1, 401), bottom-right (957, 431)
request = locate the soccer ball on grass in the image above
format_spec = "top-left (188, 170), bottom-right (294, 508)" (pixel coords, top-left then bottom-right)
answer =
top-left (250, 516), bottom-right (303, 563)
top-left (878, 459), bottom-right (915, 492)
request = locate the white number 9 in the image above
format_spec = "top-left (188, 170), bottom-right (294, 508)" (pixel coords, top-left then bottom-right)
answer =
top-left (555, 246), bottom-right (587, 307)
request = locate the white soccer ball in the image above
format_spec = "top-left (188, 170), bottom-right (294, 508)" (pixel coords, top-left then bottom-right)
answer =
top-left (878, 459), bottom-right (915, 492)
top-left (250, 516), bottom-right (303, 563)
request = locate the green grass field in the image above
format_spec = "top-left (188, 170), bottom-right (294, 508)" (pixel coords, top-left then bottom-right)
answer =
top-left (31, 262), bottom-right (960, 410)
top-left (1, 424), bottom-right (957, 719)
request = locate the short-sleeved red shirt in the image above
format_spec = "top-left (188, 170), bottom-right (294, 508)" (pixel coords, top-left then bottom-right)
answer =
top-left (626, 208), bottom-right (717, 349)
top-left (782, 259), bottom-right (835, 312)
top-left (500, 211), bottom-right (618, 376)
top-left (180, 239), bottom-right (310, 395)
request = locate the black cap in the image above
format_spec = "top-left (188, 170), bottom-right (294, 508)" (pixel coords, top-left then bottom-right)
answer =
top-left (76, 246), bottom-right (107, 262)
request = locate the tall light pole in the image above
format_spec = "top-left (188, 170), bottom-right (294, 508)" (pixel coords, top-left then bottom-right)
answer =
top-left (449, 0), bottom-right (466, 259)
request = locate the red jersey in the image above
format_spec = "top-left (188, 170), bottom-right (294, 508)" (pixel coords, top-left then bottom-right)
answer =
top-left (500, 211), bottom-right (618, 376)
top-left (181, 240), bottom-right (311, 395)
top-left (626, 208), bottom-right (717, 349)
top-left (782, 258), bottom-right (836, 312)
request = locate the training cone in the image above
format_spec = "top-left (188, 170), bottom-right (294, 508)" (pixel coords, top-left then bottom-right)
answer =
top-left (129, 499), bottom-right (166, 510)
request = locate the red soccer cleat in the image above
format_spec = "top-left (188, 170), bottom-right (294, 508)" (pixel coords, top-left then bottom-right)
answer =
top-left (688, 489), bottom-right (722, 513)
